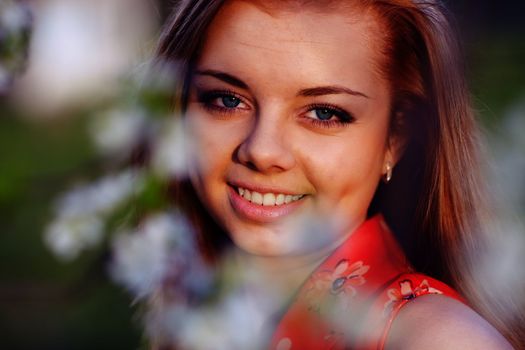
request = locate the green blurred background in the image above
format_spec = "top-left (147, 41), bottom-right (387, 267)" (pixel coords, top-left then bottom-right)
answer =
top-left (1, 1), bottom-right (524, 349)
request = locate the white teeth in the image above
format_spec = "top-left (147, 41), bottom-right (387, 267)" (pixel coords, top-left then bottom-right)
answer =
top-left (262, 193), bottom-right (276, 206)
top-left (237, 187), bottom-right (303, 206)
top-left (251, 191), bottom-right (263, 205)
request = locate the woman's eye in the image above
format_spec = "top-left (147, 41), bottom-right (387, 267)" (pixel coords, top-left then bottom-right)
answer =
top-left (303, 105), bottom-right (354, 126)
top-left (219, 95), bottom-right (242, 108)
top-left (312, 108), bottom-right (336, 121)
top-left (197, 90), bottom-right (249, 113)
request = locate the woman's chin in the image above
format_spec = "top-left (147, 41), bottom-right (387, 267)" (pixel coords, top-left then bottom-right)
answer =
top-left (225, 211), bottom-right (343, 258)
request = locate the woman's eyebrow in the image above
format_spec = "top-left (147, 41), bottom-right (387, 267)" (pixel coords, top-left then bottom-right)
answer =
top-left (194, 70), bottom-right (368, 99)
top-left (194, 69), bottom-right (249, 90)
top-left (298, 86), bottom-right (369, 99)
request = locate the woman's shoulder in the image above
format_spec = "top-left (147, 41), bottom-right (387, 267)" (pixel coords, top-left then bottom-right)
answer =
top-left (384, 293), bottom-right (513, 349)
top-left (376, 272), bottom-right (513, 350)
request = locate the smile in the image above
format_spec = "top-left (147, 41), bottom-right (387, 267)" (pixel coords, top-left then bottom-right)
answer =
top-left (237, 187), bottom-right (305, 206)
top-left (228, 184), bottom-right (307, 223)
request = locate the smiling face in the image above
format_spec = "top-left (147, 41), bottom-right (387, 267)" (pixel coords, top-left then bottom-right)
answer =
top-left (185, 1), bottom-right (397, 257)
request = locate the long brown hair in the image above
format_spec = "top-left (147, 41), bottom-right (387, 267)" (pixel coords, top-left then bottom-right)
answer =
top-left (155, 0), bottom-right (524, 347)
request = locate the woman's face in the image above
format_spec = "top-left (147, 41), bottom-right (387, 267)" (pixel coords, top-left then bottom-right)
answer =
top-left (186, 1), bottom-right (396, 257)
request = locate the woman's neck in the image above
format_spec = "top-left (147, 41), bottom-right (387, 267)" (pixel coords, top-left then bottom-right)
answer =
top-left (230, 229), bottom-right (353, 313)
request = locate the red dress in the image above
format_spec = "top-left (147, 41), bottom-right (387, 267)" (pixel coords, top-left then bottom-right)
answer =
top-left (269, 215), bottom-right (464, 350)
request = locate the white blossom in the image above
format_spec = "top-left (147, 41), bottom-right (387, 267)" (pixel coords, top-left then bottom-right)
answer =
top-left (55, 169), bottom-right (143, 218)
top-left (468, 220), bottom-right (525, 320)
top-left (109, 212), bottom-right (195, 299)
top-left (277, 209), bottom-right (339, 255)
top-left (152, 118), bottom-right (191, 179)
top-left (44, 169), bottom-right (143, 261)
top-left (145, 301), bottom-right (189, 346)
top-left (0, 0), bottom-right (31, 33)
top-left (178, 295), bottom-right (265, 350)
top-left (474, 96), bottom-right (525, 325)
top-left (44, 215), bottom-right (103, 261)
top-left (148, 291), bottom-right (267, 350)
top-left (489, 97), bottom-right (525, 210)
top-left (11, 0), bottom-right (156, 116)
top-left (0, 65), bottom-right (10, 92)
top-left (89, 106), bottom-right (145, 156)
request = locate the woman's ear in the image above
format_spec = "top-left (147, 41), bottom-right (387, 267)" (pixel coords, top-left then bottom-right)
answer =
top-left (383, 111), bottom-right (408, 181)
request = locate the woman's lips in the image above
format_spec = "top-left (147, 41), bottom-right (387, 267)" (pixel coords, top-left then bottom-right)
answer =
top-left (228, 185), bottom-right (306, 223)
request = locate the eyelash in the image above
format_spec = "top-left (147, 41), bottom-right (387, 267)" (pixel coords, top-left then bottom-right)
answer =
top-left (197, 89), bottom-right (247, 115)
top-left (196, 89), bottom-right (355, 128)
top-left (302, 103), bottom-right (355, 128)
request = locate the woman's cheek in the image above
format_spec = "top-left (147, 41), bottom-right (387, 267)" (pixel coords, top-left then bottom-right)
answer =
top-left (186, 111), bottom-right (224, 176)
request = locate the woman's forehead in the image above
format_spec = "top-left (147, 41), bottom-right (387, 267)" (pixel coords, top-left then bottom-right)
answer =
top-left (202, 1), bottom-right (383, 55)
top-left (204, 0), bottom-right (386, 63)
top-left (197, 0), bottom-right (388, 98)
top-left (235, 0), bottom-right (363, 14)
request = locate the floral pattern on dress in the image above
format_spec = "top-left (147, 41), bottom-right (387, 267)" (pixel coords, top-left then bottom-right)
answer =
top-left (383, 278), bottom-right (443, 316)
top-left (303, 259), bottom-right (369, 313)
top-left (323, 330), bottom-right (346, 349)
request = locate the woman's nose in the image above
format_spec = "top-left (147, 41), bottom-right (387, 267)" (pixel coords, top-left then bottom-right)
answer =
top-left (236, 112), bottom-right (296, 173)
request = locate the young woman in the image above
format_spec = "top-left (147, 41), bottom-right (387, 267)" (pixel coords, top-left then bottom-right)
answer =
top-left (153, 0), bottom-right (522, 348)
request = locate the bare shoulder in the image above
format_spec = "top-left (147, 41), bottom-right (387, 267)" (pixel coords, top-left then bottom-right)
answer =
top-left (385, 294), bottom-right (514, 350)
